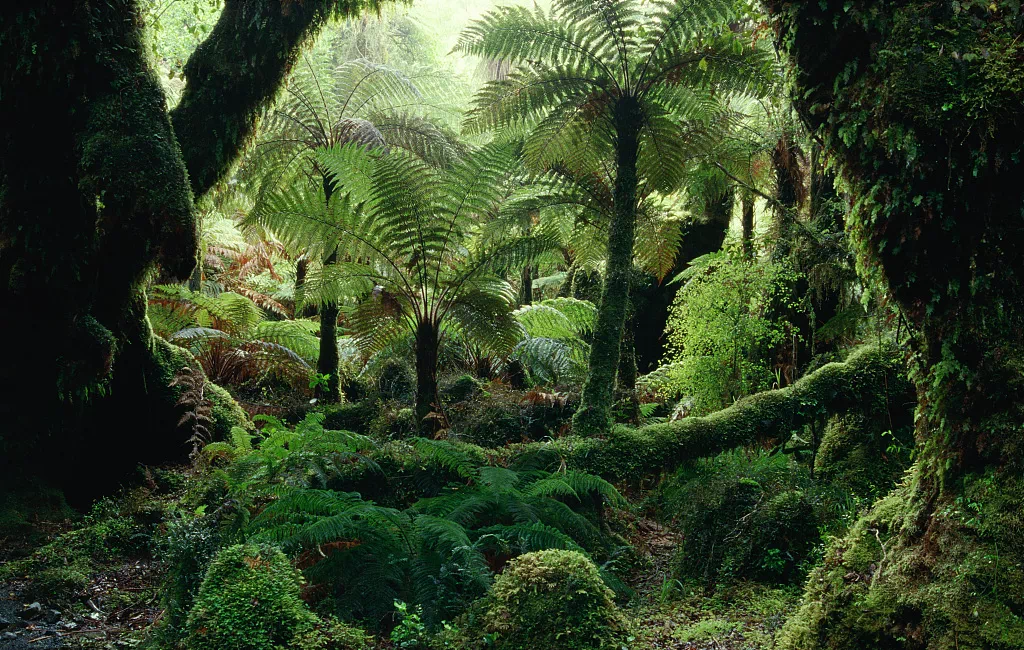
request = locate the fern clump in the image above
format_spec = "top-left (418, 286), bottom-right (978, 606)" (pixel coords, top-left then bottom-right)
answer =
top-left (184, 543), bottom-right (315, 650)
top-left (471, 550), bottom-right (629, 650)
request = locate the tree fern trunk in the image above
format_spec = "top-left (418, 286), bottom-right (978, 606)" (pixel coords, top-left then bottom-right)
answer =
top-left (316, 175), bottom-right (342, 404)
top-left (616, 309), bottom-right (639, 424)
top-left (741, 191), bottom-right (755, 259)
top-left (415, 320), bottom-right (440, 432)
top-left (520, 263), bottom-right (533, 305)
top-left (573, 98), bottom-right (641, 435)
top-left (315, 263), bottom-right (341, 403)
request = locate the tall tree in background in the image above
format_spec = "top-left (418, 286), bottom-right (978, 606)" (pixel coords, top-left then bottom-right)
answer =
top-left (457, 0), bottom-right (773, 434)
top-left (766, 0), bottom-right (1024, 646)
top-left (0, 0), bottom-right (388, 492)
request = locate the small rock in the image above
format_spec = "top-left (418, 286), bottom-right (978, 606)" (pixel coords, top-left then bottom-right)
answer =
top-left (44, 608), bottom-right (61, 624)
top-left (20, 602), bottom-right (42, 619)
top-left (2, 631), bottom-right (17, 641)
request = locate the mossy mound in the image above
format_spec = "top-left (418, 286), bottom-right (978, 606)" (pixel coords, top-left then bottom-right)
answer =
top-left (667, 451), bottom-right (822, 587)
top-left (440, 373), bottom-right (484, 405)
top-left (778, 465), bottom-right (1024, 649)
top-left (471, 550), bottom-right (629, 650)
top-left (184, 543), bottom-right (316, 650)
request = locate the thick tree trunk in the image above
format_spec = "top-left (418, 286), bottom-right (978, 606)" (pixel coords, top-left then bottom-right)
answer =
top-left (765, 1), bottom-right (1024, 646)
top-left (415, 320), bottom-right (440, 431)
top-left (573, 98), bottom-right (642, 435)
top-left (0, 1), bottom-right (365, 493)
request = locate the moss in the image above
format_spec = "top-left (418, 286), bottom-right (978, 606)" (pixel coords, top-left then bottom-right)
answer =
top-left (185, 543), bottom-right (316, 650)
top-left (778, 466), bottom-right (1024, 650)
top-left (150, 335), bottom-right (252, 443)
top-left (495, 344), bottom-right (909, 482)
top-left (205, 381), bottom-right (250, 440)
top-left (469, 550), bottom-right (629, 650)
top-left (815, 413), bottom-right (913, 498)
top-left (30, 566), bottom-right (91, 601)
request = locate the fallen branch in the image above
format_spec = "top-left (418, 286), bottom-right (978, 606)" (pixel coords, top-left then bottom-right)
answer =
top-left (494, 344), bottom-right (910, 482)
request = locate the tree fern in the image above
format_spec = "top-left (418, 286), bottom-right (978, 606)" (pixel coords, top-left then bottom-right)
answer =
top-left (458, 0), bottom-right (775, 434)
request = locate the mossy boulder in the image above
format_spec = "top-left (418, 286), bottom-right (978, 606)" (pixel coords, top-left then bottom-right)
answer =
top-left (184, 543), bottom-right (316, 650)
top-left (472, 550), bottom-right (629, 650)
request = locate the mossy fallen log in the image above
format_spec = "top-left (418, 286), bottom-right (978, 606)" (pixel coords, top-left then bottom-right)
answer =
top-left (497, 345), bottom-right (910, 482)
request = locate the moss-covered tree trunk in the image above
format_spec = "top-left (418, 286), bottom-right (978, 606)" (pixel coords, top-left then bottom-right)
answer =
top-left (415, 320), bottom-right (441, 432)
top-left (0, 0), bottom-right (385, 494)
top-left (616, 303), bottom-right (639, 423)
top-left (573, 98), bottom-right (642, 435)
top-left (765, 0), bottom-right (1024, 647)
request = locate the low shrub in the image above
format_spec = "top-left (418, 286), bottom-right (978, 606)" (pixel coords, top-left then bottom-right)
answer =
top-left (184, 543), bottom-right (315, 650)
top-left (445, 386), bottom-right (576, 447)
top-left (440, 374), bottom-right (483, 405)
top-left (157, 512), bottom-right (224, 639)
top-left (292, 616), bottom-right (371, 650)
top-left (469, 549), bottom-right (629, 650)
top-left (378, 359), bottom-right (416, 402)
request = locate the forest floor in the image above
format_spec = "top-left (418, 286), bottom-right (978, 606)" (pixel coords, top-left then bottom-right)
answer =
top-left (0, 471), bottom-right (800, 650)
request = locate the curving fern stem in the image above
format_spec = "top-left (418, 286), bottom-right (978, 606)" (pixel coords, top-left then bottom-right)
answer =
top-left (457, 0), bottom-right (776, 434)
top-left (169, 365), bottom-right (214, 461)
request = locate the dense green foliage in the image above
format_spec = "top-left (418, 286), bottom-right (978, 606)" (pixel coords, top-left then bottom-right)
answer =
top-left (4, 0), bottom-right (1021, 648)
top-left (457, 0), bottom-right (774, 434)
top-left (467, 550), bottom-right (630, 650)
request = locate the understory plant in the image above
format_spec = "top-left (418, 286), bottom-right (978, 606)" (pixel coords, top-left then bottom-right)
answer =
top-left (193, 416), bottom-right (626, 629)
top-left (255, 140), bottom-right (555, 429)
top-left (651, 249), bottom-right (801, 414)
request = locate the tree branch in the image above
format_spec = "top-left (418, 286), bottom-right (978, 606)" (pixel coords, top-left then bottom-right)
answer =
top-left (171, 0), bottom-right (389, 199)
